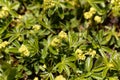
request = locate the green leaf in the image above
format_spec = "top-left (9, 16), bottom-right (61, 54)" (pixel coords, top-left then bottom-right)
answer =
top-left (86, 0), bottom-right (106, 15)
top-left (99, 49), bottom-right (108, 64)
top-left (10, 2), bottom-right (20, 10)
top-left (58, 63), bottom-right (64, 73)
top-left (101, 46), bottom-right (113, 54)
top-left (92, 66), bottom-right (106, 72)
top-left (85, 57), bottom-right (93, 72)
top-left (41, 48), bottom-right (48, 59)
top-left (102, 67), bottom-right (109, 78)
top-left (91, 73), bottom-right (103, 80)
top-left (0, 19), bottom-right (11, 35)
top-left (7, 68), bottom-right (16, 80)
top-left (7, 47), bottom-right (19, 53)
top-left (65, 56), bottom-right (76, 62)
top-left (48, 47), bottom-right (58, 55)
top-left (8, 35), bottom-right (19, 43)
top-left (66, 62), bottom-right (76, 71)
top-left (93, 0), bottom-right (105, 3)
top-left (64, 65), bottom-right (70, 76)
top-left (57, 7), bottom-right (64, 19)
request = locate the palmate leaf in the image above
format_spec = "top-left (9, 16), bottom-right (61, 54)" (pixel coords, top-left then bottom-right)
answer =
top-left (0, 18), bottom-right (12, 35)
top-left (0, 62), bottom-right (17, 80)
top-left (53, 55), bottom-right (76, 76)
top-left (26, 37), bottom-right (39, 54)
top-left (42, 72), bottom-right (54, 80)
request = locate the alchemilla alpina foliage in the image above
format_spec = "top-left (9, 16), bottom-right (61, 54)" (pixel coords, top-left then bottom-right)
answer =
top-left (0, 0), bottom-right (120, 80)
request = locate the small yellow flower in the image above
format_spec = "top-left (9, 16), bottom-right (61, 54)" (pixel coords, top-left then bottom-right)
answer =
top-left (29, 30), bottom-right (34, 34)
top-left (78, 54), bottom-right (86, 60)
top-left (94, 16), bottom-right (102, 23)
top-left (2, 6), bottom-right (9, 11)
top-left (75, 49), bottom-right (83, 54)
top-left (111, 0), bottom-right (115, 3)
top-left (19, 45), bottom-right (27, 53)
top-left (0, 10), bottom-right (9, 18)
top-left (0, 44), bottom-right (3, 49)
top-left (89, 50), bottom-right (96, 58)
top-left (43, 64), bottom-right (47, 68)
top-left (33, 25), bottom-right (41, 31)
top-left (84, 12), bottom-right (93, 19)
top-left (0, 13), bottom-right (3, 18)
top-left (18, 15), bottom-right (23, 19)
top-left (55, 75), bottom-right (66, 80)
top-left (58, 31), bottom-right (67, 39)
top-left (19, 44), bottom-right (30, 56)
top-left (107, 63), bottom-right (114, 68)
top-left (3, 41), bottom-right (9, 45)
top-left (33, 77), bottom-right (39, 80)
top-left (2, 42), bottom-right (8, 48)
top-left (85, 49), bottom-right (96, 58)
top-left (18, 36), bottom-right (23, 41)
top-left (51, 38), bottom-right (61, 47)
top-left (23, 50), bottom-right (30, 56)
top-left (43, 0), bottom-right (56, 10)
top-left (89, 7), bottom-right (96, 14)
top-left (0, 41), bottom-right (9, 49)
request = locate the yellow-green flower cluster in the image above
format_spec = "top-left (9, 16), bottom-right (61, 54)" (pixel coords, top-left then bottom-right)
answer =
top-left (107, 63), bottom-right (114, 68)
top-left (32, 24), bottom-right (41, 31)
top-left (18, 36), bottom-right (23, 42)
top-left (0, 41), bottom-right (9, 49)
top-left (84, 7), bottom-right (96, 19)
top-left (75, 49), bottom-right (86, 60)
top-left (84, 12), bottom-right (92, 19)
top-left (90, 7), bottom-right (96, 14)
top-left (94, 16), bottom-right (102, 23)
top-left (85, 49), bottom-right (96, 58)
top-left (55, 75), bottom-right (66, 80)
top-left (19, 44), bottom-right (30, 56)
top-left (18, 15), bottom-right (23, 19)
top-left (0, 7), bottom-right (9, 18)
top-left (51, 31), bottom-right (68, 47)
top-left (51, 37), bottom-right (61, 47)
top-left (64, 0), bottom-right (77, 7)
top-left (43, 0), bottom-right (56, 10)
top-left (33, 77), bottom-right (38, 80)
top-left (84, 7), bottom-right (102, 23)
top-left (43, 64), bottom-right (47, 69)
top-left (111, 0), bottom-right (120, 4)
top-left (110, 0), bottom-right (120, 16)
top-left (58, 31), bottom-right (68, 40)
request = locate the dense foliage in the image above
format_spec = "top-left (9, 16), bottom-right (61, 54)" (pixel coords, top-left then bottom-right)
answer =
top-left (0, 0), bottom-right (120, 80)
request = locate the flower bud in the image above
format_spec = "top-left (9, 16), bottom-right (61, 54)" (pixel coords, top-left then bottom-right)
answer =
top-left (58, 31), bottom-right (67, 40)
top-left (55, 75), bottom-right (66, 80)
top-left (89, 7), bottom-right (96, 14)
top-left (33, 25), bottom-right (41, 31)
top-left (94, 16), bottom-right (102, 23)
top-left (34, 77), bottom-right (38, 80)
top-left (19, 44), bottom-right (30, 56)
top-left (75, 49), bottom-right (83, 55)
top-left (51, 38), bottom-right (61, 47)
top-left (84, 12), bottom-right (92, 19)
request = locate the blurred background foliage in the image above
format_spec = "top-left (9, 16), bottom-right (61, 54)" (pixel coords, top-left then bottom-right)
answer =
top-left (0, 0), bottom-right (120, 80)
